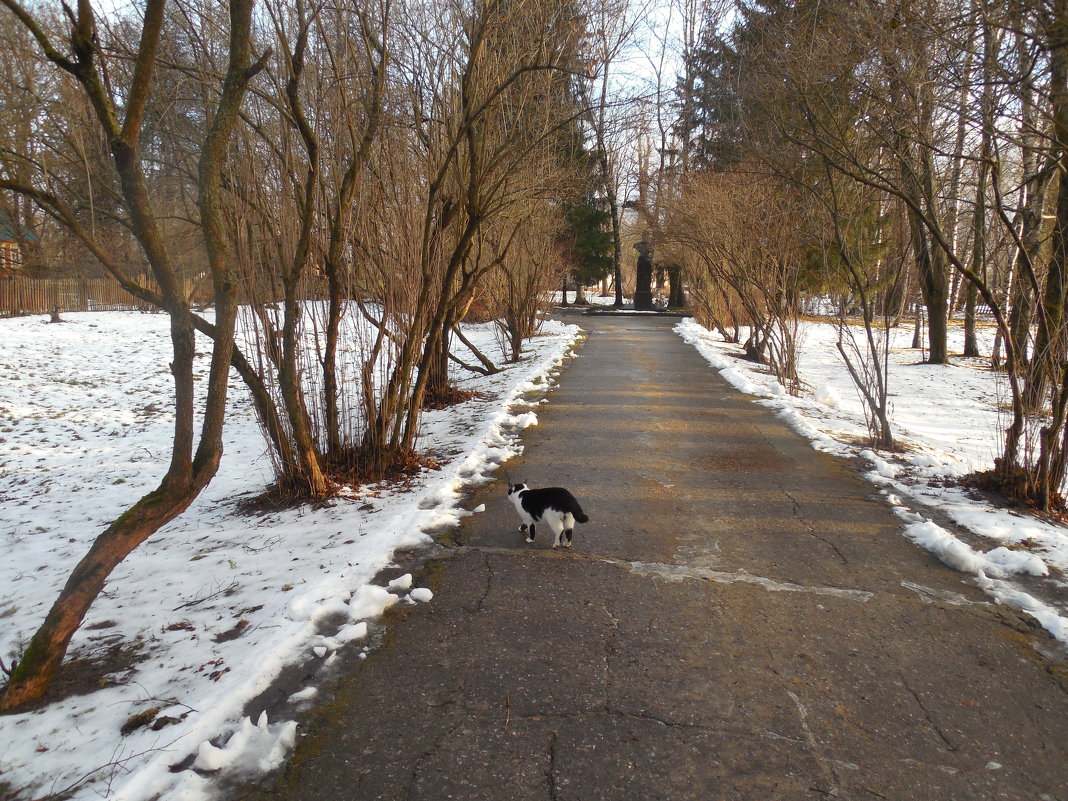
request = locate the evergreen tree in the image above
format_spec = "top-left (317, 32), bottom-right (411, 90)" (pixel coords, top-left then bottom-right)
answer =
top-left (562, 190), bottom-right (613, 300)
top-left (558, 83), bottom-right (613, 302)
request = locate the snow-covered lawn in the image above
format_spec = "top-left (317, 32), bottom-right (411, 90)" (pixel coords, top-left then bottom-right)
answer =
top-left (0, 310), bottom-right (580, 801)
top-left (678, 318), bottom-right (1068, 645)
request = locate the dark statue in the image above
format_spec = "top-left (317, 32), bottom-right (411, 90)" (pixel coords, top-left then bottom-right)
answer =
top-left (633, 235), bottom-right (655, 311)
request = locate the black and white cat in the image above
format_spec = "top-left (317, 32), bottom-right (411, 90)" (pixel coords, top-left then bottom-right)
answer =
top-left (507, 483), bottom-right (589, 548)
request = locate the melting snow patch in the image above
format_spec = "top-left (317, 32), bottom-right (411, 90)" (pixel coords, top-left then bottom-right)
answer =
top-left (387, 573), bottom-right (413, 591)
top-left (976, 572), bottom-right (1068, 644)
top-left (859, 449), bottom-right (898, 479)
top-left (910, 453), bottom-right (941, 468)
top-left (814, 385), bottom-right (842, 408)
top-left (410, 587), bottom-right (434, 603)
top-left (193, 712), bottom-right (297, 775)
top-left (287, 687), bottom-right (318, 704)
top-left (335, 622), bottom-right (368, 643)
top-left (983, 547), bottom-right (1049, 577)
top-left (349, 584), bottom-right (400, 620)
top-left (903, 520), bottom-right (1066, 643)
top-left (510, 410), bottom-right (539, 429)
top-left (903, 520), bottom-right (1048, 579)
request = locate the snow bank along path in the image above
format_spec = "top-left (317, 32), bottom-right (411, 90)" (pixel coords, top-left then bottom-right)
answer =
top-left (0, 311), bottom-right (580, 801)
top-left (676, 318), bottom-right (1068, 646)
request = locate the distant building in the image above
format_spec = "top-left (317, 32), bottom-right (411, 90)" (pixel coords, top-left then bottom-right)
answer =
top-left (0, 208), bottom-right (38, 275)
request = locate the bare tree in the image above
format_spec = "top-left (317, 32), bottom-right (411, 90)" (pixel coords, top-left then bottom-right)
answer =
top-left (0, 0), bottom-right (263, 709)
top-left (487, 200), bottom-right (570, 362)
top-left (665, 171), bottom-right (806, 392)
top-left (575, 0), bottom-right (644, 307)
top-left (347, 0), bottom-right (588, 474)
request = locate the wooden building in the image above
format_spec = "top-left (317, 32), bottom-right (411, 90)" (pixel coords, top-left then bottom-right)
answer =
top-left (0, 208), bottom-right (37, 275)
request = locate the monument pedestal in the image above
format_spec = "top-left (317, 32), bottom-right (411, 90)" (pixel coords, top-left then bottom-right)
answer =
top-left (633, 289), bottom-right (654, 311)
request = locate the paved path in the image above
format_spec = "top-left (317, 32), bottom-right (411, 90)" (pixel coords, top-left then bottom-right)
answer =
top-left (238, 313), bottom-right (1068, 801)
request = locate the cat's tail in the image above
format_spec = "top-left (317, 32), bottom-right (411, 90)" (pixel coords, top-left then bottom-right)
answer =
top-left (570, 499), bottom-right (589, 524)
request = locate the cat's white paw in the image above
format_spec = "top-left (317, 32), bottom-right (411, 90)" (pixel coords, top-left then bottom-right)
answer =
top-left (525, 537), bottom-right (534, 543)
top-left (519, 524), bottom-right (527, 532)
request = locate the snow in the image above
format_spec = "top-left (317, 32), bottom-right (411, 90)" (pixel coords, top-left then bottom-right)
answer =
top-left (191, 712), bottom-right (297, 775)
top-left (976, 572), bottom-right (1068, 643)
top-left (409, 587), bottom-right (433, 603)
top-left (286, 687), bottom-right (319, 704)
top-left (677, 318), bottom-right (1068, 645)
top-left (387, 573), bottom-right (414, 591)
top-left (900, 519), bottom-right (1047, 578)
top-left (0, 310), bottom-right (580, 801)
top-left (346, 584), bottom-right (400, 621)
top-left (814, 384), bottom-right (843, 408)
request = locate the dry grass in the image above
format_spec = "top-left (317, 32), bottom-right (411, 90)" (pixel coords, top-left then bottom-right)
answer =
top-left (421, 385), bottom-right (483, 410)
top-left (237, 445), bottom-right (444, 515)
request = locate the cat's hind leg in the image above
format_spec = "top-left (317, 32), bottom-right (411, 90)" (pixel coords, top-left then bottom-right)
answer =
top-left (548, 518), bottom-right (565, 548)
top-left (562, 513), bottom-right (575, 548)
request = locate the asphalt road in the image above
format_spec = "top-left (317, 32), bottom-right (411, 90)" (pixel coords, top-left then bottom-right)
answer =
top-left (235, 312), bottom-right (1068, 801)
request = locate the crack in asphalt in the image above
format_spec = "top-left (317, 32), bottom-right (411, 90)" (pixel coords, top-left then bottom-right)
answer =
top-left (547, 729), bottom-right (560, 801)
top-left (601, 601), bottom-right (620, 713)
top-left (404, 717), bottom-right (467, 801)
top-left (465, 550), bottom-right (494, 615)
top-left (746, 418), bottom-right (850, 567)
top-left (899, 674), bottom-right (958, 752)
top-left (779, 482), bottom-right (850, 566)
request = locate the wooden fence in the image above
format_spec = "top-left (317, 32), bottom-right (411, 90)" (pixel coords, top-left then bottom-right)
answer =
top-left (0, 276), bottom-right (224, 317)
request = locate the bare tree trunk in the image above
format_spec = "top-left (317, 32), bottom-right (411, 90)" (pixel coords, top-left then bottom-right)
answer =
top-left (911, 289), bottom-right (924, 350)
top-left (426, 309), bottom-right (456, 402)
top-left (1027, 22), bottom-right (1068, 409)
top-left (668, 265), bottom-right (685, 308)
top-left (946, 12), bottom-right (976, 324)
top-left (908, 203), bottom-right (950, 364)
top-left (323, 272), bottom-right (344, 459)
top-left (280, 281), bottom-right (330, 495)
top-left (321, 5), bottom-right (388, 463)
top-left (964, 13), bottom-right (996, 359)
top-left (272, 6), bottom-right (331, 496)
top-left (1009, 24), bottom-right (1049, 372)
top-left (604, 154), bottom-right (624, 307)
